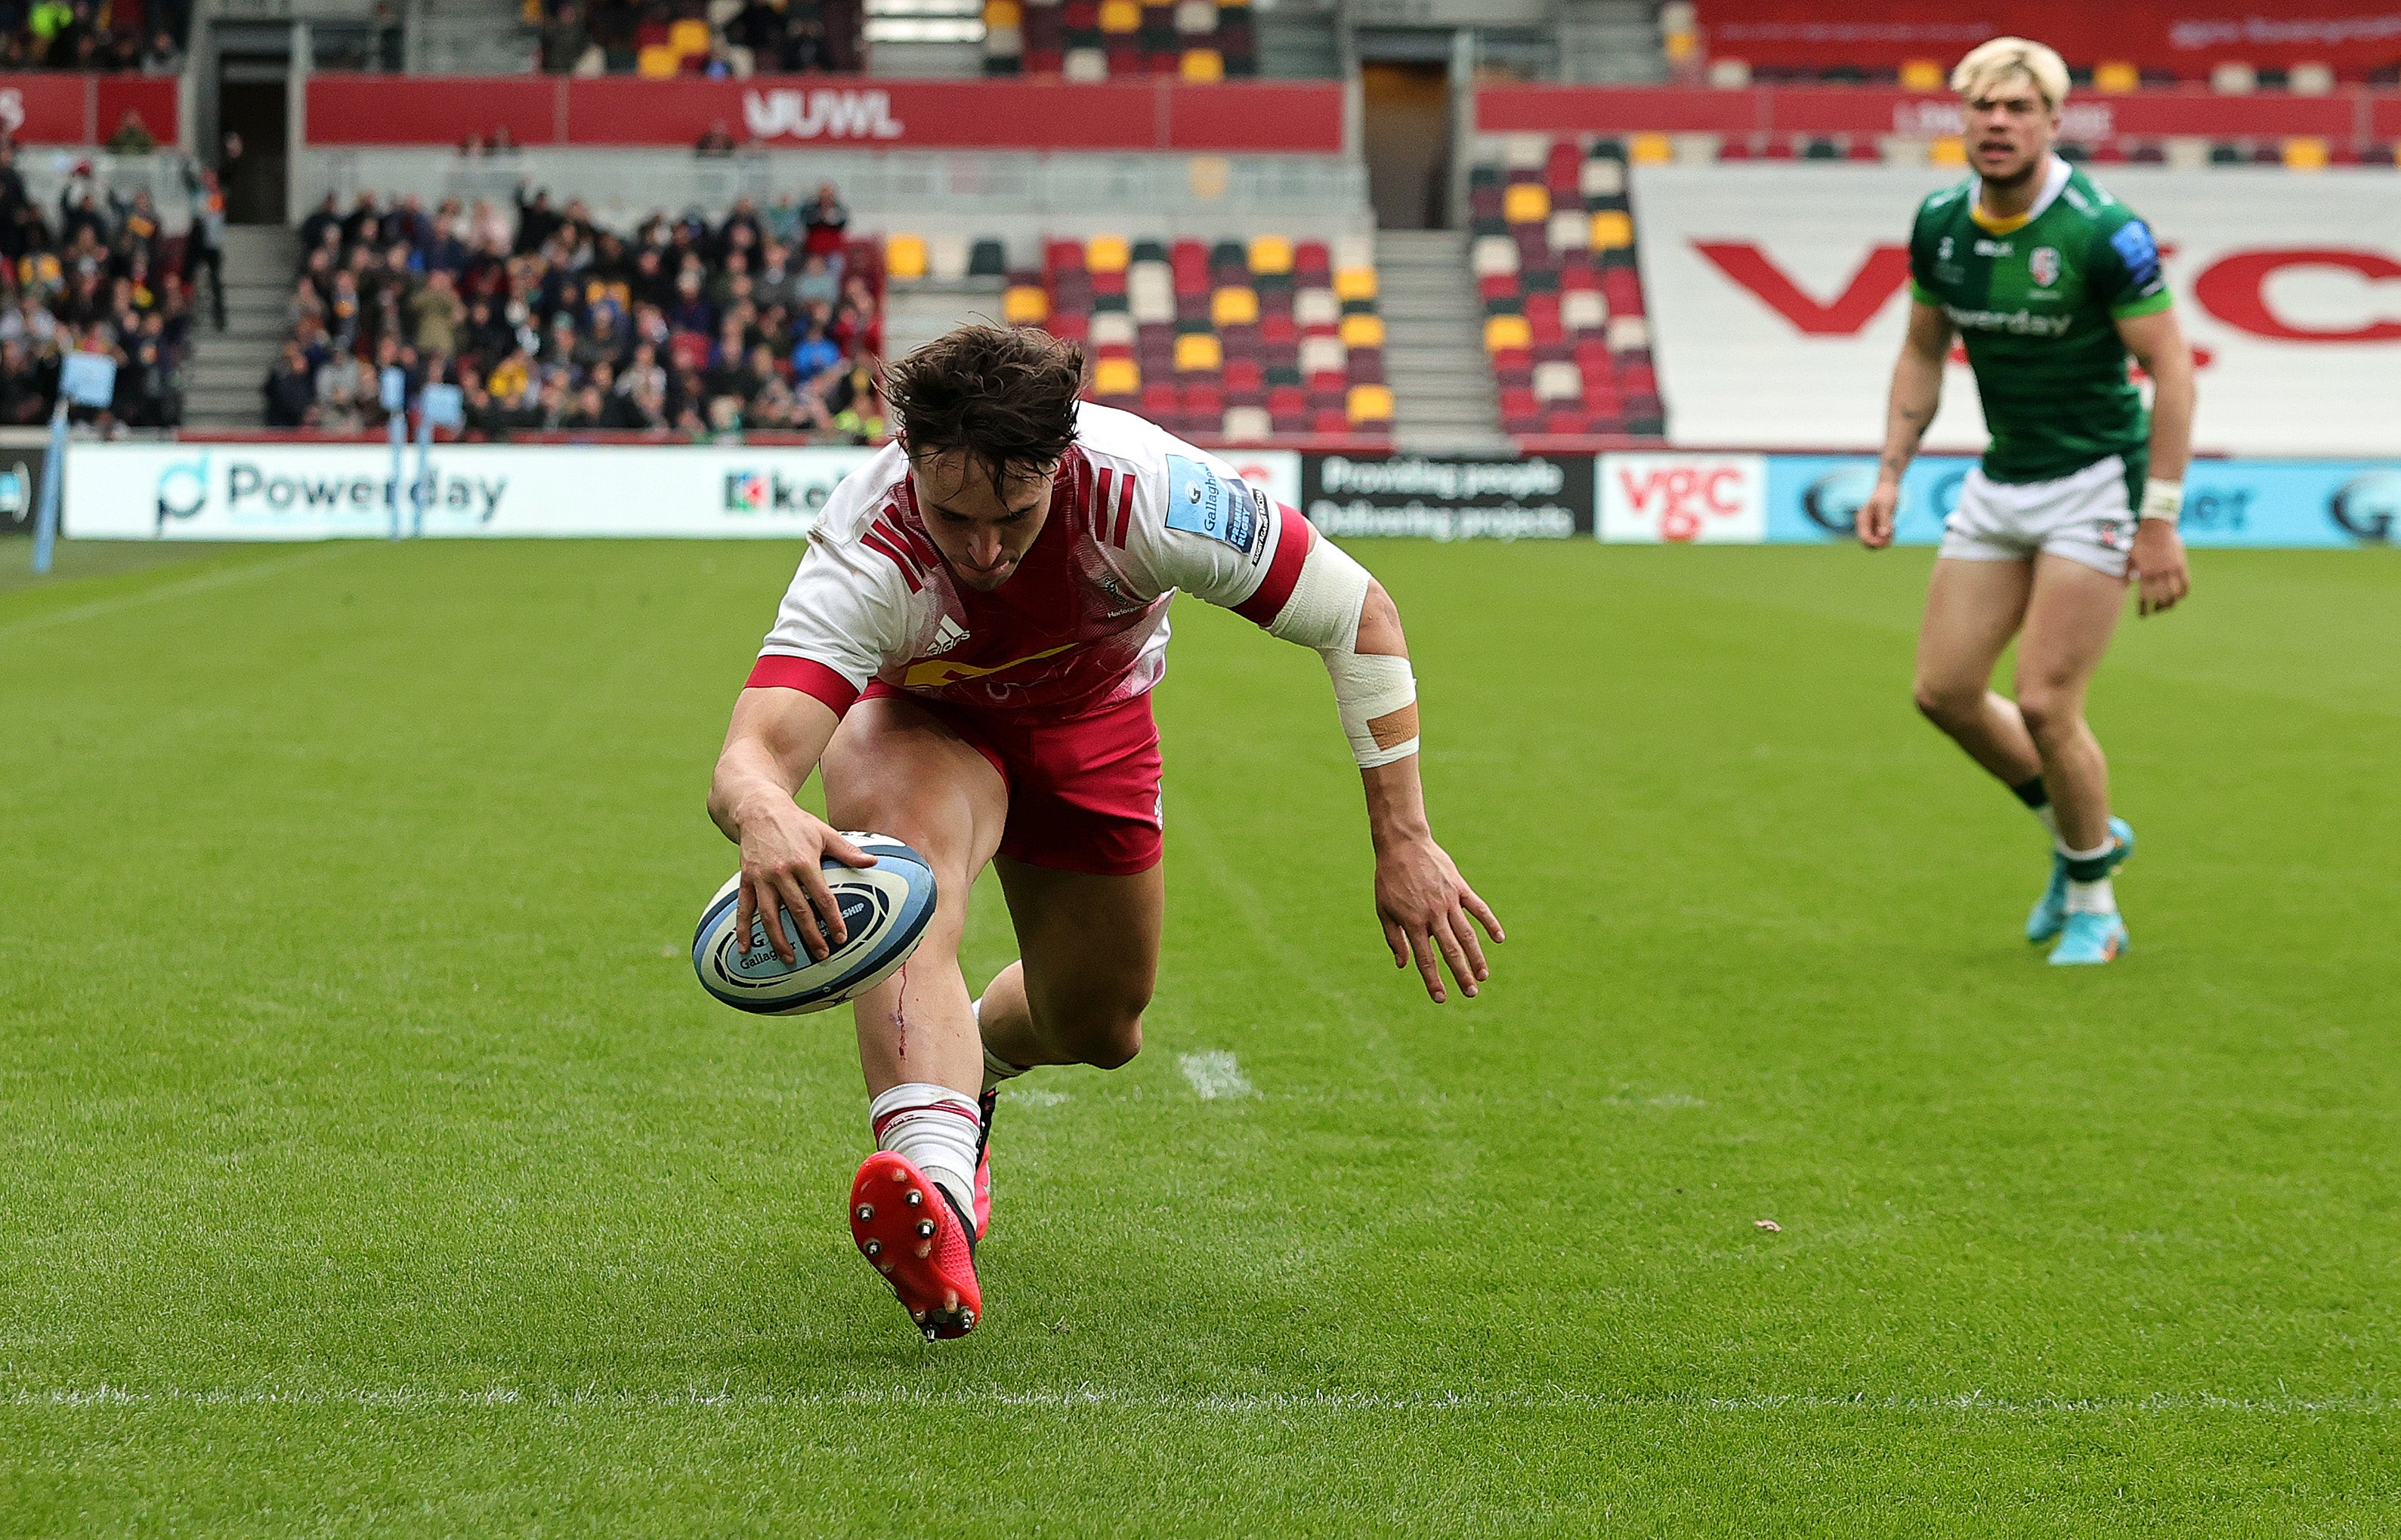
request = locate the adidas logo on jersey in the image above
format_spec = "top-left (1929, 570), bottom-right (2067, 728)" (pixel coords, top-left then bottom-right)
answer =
top-left (928, 616), bottom-right (969, 656)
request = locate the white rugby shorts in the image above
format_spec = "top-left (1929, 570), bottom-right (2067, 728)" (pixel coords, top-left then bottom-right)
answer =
top-left (1939, 454), bottom-right (2137, 579)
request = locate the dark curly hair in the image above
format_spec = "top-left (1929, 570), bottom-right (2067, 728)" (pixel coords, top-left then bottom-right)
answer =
top-left (885, 324), bottom-right (1086, 493)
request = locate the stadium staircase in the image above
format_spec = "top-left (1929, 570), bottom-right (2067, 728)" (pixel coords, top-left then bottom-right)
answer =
top-left (406, 0), bottom-right (538, 74)
top-left (1373, 230), bottom-right (1503, 453)
top-left (883, 274), bottom-right (1007, 358)
top-left (182, 225), bottom-right (300, 427)
top-left (1556, 0), bottom-right (1667, 85)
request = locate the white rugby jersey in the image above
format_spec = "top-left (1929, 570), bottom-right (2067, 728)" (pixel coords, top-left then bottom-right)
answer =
top-left (749, 403), bottom-right (1315, 723)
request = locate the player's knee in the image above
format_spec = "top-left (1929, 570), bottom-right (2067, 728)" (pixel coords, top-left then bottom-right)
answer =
top-left (1913, 678), bottom-right (1979, 730)
top-left (2017, 684), bottom-right (2078, 741)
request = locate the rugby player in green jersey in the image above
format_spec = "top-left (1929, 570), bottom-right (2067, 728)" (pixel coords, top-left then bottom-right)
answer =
top-left (1858, 36), bottom-right (2195, 966)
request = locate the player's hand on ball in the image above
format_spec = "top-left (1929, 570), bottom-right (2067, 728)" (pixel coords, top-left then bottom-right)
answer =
top-left (734, 802), bottom-right (876, 964)
top-left (2131, 520), bottom-right (2190, 618)
top-left (1376, 837), bottom-right (1504, 1004)
top-left (1856, 480), bottom-right (1899, 549)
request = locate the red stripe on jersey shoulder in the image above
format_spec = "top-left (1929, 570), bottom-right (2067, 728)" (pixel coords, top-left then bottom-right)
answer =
top-left (1090, 467), bottom-right (1114, 542)
top-left (858, 525), bottom-right (923, 592)
top-left (1234, 504), bottom-right (1317, 626)
top-left (746, 654), bottom-right (863, 715)
top-left (1110, 468), bottom-right (1136, 548)
top-left (891, 517), bottom-right (942, 572)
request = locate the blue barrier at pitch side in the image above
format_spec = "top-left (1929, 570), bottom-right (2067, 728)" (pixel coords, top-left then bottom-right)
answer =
top-left (1765, 455), bottom-right (2399, 549)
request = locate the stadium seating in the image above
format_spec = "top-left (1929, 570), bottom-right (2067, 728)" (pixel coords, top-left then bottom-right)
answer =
top-left (551, 0), bottom-right (864, 77)
top-left (273, 186), bottom-right (886, 438)
top-left (889, 228), bottom-right (1386, 441)
top-left (0, 169), bottom-right (193, 428)
top-left (1466, 137), bottom-right (1664, 439)
top-left (981, 0), bottom-right (1258, 79)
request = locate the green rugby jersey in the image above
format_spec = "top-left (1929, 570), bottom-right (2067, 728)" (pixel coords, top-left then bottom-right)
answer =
top-left (1908, 157), bottom-right (2173, 485)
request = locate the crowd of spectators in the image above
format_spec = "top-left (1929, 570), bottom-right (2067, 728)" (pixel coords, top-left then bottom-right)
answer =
top-left (0, 139), bottom-right (201, 429)
top-left (0, 0), bottom-right (190, 73)
top-left (539, 0), bottom-right (861, 76)
top-left (267, 179), bottom-right (887, 441)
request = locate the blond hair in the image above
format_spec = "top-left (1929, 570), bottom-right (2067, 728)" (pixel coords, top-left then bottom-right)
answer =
top-left (1951, 37), bottom-right (2069, 109)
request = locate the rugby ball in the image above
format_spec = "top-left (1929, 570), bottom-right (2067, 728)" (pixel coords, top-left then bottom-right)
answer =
top-left (691, 832), bottom-right (938, 1015)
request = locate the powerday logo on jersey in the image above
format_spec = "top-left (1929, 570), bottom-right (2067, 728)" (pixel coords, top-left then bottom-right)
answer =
top-left (2030, 247), bottom-right (2060, 288)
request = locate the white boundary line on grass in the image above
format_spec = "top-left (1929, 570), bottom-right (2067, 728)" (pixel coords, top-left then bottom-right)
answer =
top-left (11, 1385), bottom-right (2393, 1416)
top-left (0, 545), bottom-right (357, 642)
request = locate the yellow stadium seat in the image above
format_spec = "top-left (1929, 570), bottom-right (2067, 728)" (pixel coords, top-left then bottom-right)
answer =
top-left (1629, 132), bottom-right (1674, 165)
top-left (1333, 266), bottom-right (1377, 301)
top-left (1247, 233), bottom-right (1293, 275)
top-left (1174, 332), bottom-right (1223, 372)
top-left (669, 17), bottom-right (709, 55)
top-left (1210, 286), bottom-right (1259, 327)
top-left (1483, 313), bottom-right (1531, 353)
top-left (1099, 0), bottom-right (1139, 32)
top-left (1928, 137), bottom-right (1967, 165)
top-left (1502, 182), bottom-right (1550, 225)
top-left (2094, 59), bottom-right (2140, 93)
top-left (1338, 313), bottom-right (1384, 349)
top-left (1086, 233), bottom-right (1130, 273)
top-left (1179, 48), bottom-right (1224, 82)
top-left (1898, 57), bottom-right (1944, 91)
top-left (885, 233), bottom-right (928, 281)
top-left (635, 43), bottom-right (679, 78)
top-left (984, 0), bottom-right (1023, 26)
top-left (1663, 28), bottom-right (1696, 63)
top-left (1589, 210), bottom-right (1633, 250)
top-left (2283, 136), bottom-right (2331, 169)
top-left (1346, 384), bottom-right (1395, 424)
top-left (1092, 356), bottom-right (1140, 396)
top-left (1003, 284), bottom-right (1050, 325)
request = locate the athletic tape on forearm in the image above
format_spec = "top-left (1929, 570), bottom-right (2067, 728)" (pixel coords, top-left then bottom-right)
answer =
top-left (1267, 539), bottom-right (1419, 767)
top-left (1325, 650), bottom-right (1420, 767)
top-left (2140, 479), bottom-right (2183, 526)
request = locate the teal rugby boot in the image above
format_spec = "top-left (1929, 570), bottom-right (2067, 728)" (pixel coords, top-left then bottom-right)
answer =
top-left (2026, 816), bottom-right (2134, 945)
top-left (2048, 909), bottom-right (2131, 966)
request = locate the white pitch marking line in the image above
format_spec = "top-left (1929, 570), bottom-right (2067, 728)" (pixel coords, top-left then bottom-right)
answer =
top-left (1179, 1050), bottom-right (1253, 1101)
top-left (11, 1386), bottom-right (2393, 1417)
top-left (0, 545), bottom-right (357, 642)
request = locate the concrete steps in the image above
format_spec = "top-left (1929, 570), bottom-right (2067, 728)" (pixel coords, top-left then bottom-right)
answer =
top-left (183, 224), bottom-right (301, 426)
top-left (1373, 230), bottom-right (1505, 454)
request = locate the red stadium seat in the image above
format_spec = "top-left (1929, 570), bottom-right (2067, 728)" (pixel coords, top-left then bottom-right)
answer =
top-left (1312, 407), bottom-right (1351, 435)
top-left (1293, 239), bottom-right (1331, 277)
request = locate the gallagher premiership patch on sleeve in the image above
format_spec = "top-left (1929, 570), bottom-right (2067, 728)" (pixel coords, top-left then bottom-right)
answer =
top-left (2109, 220), bottom-right (2162, 292)
top-left (1164, 454), bottom-right (1265, 557)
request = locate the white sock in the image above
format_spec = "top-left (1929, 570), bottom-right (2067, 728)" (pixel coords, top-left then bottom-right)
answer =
top-left (973, 996), bottom-right (1031, 1096)
top-left (2066, 876), bottom-right (2115, 915)
top-left (2032, 804), bottom-right (2061, 841)
top-left (867, 1083), bottom-right (980, 1220)
top-left (2057, 838), bottom-right (2117, 915)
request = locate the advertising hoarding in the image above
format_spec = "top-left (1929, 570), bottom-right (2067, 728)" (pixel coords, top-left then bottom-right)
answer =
top-left (1630, 164), bottom-right (2401, 458)
top-left (65, 443), bottom-right (880, 541)
top-left (1302, 452), bottom-right (1595, 539)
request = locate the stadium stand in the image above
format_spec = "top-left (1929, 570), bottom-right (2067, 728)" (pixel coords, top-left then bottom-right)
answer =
top-left (0, 142), bottom-right (194, 427)
top-left (1465, 136), bottom-right (1661, 440)
top-left (542, 0), bottom-right (865, 76)
top-left (885, 228), bottom-right (1389, 441)
top-left (270, 184), bottom-right (886, 438)
top-left (0, 5), bottom-right (189, 72)
top-left (979, 0), bottom-right (1259, 80)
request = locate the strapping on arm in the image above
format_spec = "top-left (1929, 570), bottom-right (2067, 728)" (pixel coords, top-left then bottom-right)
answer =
top-left (1265, 536), bottom-right (1420, 768)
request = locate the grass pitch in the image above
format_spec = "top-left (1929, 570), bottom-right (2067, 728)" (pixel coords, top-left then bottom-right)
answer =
top-left (2, 534), bottom-right (2396, 1535)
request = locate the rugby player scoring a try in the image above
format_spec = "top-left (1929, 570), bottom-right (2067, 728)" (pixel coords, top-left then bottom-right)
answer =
top-left (1858, 38), bottom-right (2195, 965)
top-left (708, 325), bottom-right (1502, 1339)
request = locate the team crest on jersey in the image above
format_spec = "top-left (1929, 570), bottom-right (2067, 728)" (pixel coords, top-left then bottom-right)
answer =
top-left (2030, 247), bottom-right (2061, 287)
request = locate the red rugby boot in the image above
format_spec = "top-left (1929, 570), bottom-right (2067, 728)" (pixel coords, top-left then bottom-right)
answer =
top-left (849, 1152), bottom-right (981, 1340)
top-left (973, 1090), bottom-right (997, 1237)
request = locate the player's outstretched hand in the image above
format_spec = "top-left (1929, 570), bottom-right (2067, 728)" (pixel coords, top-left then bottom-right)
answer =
top-left (1375, 837), bottom-right (1504, 1004)
top-left (1856, 480), bottom-right (1899, 548)
top-left (2131, 520), bottom-right (2191, 618)
top-left (734, 802), bottom-right (876, 964)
